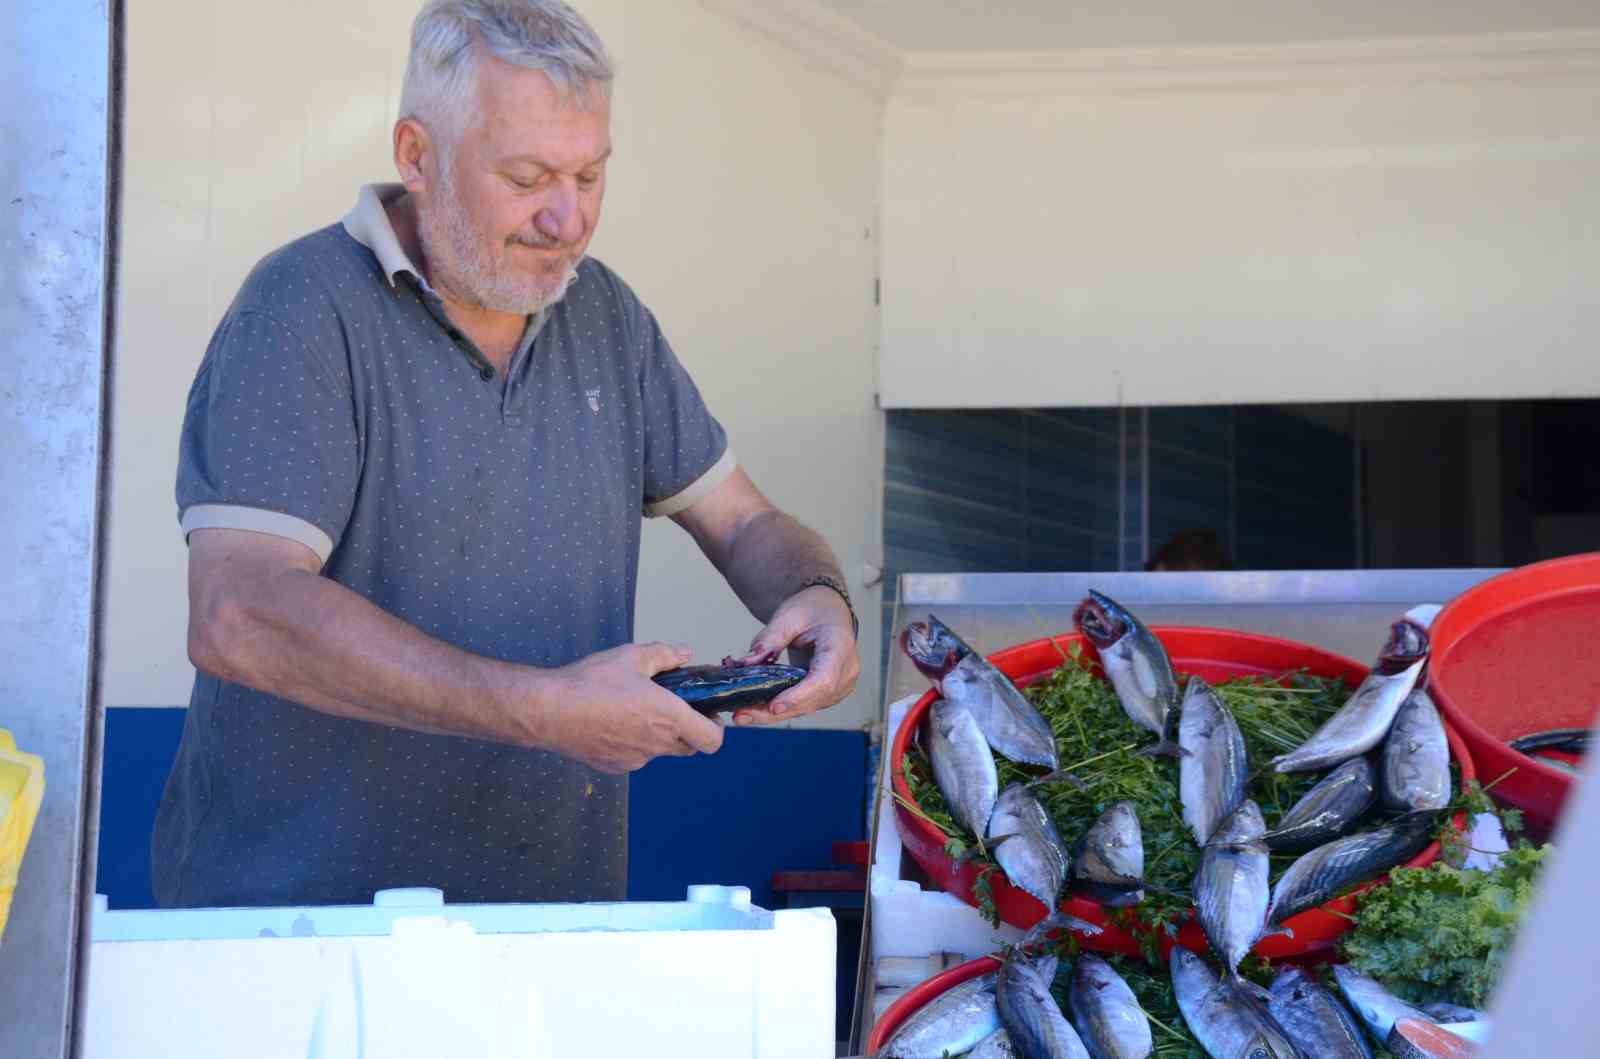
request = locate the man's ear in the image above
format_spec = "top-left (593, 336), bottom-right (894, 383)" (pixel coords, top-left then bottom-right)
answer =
top-left (394, 118), bottom-right (434, 195)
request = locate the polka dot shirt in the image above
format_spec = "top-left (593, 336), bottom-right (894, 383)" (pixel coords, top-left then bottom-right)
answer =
top-left (153, 211), bottom-right (728, 909)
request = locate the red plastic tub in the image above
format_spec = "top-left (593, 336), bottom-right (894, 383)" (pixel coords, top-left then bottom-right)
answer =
top-left (889, 627), bottom-right (1475, 960)
top-left (1429, 552), bottom-right (1600, 835)
top-left (866, 955), bottom-right (998, 1056)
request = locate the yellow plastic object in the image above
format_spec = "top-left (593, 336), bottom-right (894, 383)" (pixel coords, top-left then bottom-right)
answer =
top-left (0, 728), bottom-right (46, 943)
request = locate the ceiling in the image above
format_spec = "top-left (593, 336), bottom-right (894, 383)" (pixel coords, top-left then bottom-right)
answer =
top-left (811, 0), bottom-right (1600, 52)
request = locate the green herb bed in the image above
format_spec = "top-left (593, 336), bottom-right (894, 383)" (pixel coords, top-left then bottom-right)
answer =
top-left (896, 643), bottom-right (1498, 1058)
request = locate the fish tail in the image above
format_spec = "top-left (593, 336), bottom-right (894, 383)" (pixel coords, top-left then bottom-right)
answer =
top-left (1134, 735), bottom-right (1186, 759)
top-left (1028, 768), bottom-right (1087, 791)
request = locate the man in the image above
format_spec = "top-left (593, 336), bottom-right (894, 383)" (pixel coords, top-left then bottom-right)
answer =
top-left (1144, 529), bottom-right (1233, 573)
top-left (154, 0), bottom-right (859, 909)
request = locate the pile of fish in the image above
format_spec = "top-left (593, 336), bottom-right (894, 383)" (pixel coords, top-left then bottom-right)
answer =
top-left (903, 616), bottom-right (1069, 910)
top-left (877, 915), bottom-right (1155, 1059)
top-left (1175, 955), bottom-right (1486, 1058)
top-left (898, 590), bottom-right (1468, 1058)
top-left (878, 942), bottom-right (1486, 1059)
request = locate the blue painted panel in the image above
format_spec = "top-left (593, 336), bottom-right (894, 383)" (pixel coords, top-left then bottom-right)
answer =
top-left (628, 727), bottom-right (868, 912)
top-left (97, 709), bottom-right (867, 917)
top-left (98, 707), bottom-right (185, 910)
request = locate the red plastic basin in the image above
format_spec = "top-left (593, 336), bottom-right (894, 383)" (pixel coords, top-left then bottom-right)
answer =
top-left (889, 627), bottom-right (1475, 961)
top-left (1429, 552), bottom-right (1600, 835)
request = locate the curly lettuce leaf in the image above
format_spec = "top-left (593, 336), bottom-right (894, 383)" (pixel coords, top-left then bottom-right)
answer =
top-left (1340, 843), bottom-right (1549, 1008)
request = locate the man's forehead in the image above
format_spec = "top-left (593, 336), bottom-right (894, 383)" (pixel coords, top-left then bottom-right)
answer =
top-left (471, 60), bottom-right (612, 164)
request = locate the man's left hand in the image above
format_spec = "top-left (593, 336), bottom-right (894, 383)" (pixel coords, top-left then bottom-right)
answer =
top-left (727, 586), bottom-right (859, 725)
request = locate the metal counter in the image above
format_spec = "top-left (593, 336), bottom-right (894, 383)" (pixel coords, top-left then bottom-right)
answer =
top-left (883, 569), bottom-right (1502, 705)
top-left (0, 2), bottom-right (117, 1056)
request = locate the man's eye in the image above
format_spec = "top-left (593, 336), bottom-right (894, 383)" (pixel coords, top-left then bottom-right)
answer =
top-left (506, 174), bottom-right (537, 190)
top-left (578, 175), bottom-right (599, 189)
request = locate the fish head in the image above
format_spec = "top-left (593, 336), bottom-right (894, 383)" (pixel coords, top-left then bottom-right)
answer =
top-left (1072, 952), bottom-right (1114, 989)
top-left (1083, 801), bottom-right (1143, 875)
top-left (928, 697), bottom-right (960, 735)
top-left (1241, 1034), bottom-right (1292, 1059)
top-left (1181, 674), bottom-right (1218, 711)
top-left (901, 615), bottom-right (965, 680)
top-left (1169, 946), bottom-right (1217, 996)
top-left (1210, 799), bottom-right (1267, 845)
top-left (1074, 590), bottom-right (1129, 647)
top-left (1377, 619), bottom-right (1431, 676)
top-left (1101, 801), bottom-right (1141, 845)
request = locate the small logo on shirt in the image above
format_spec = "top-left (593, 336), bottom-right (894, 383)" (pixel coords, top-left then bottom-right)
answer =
top-left (585, 388), bottom-right (601, 413)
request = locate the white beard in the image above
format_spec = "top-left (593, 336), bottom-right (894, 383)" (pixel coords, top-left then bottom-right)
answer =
top-left (417, 156), bottom-right (579, 315)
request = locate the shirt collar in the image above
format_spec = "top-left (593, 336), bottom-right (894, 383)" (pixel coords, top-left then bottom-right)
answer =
top-left (341, 183), bottom-right (430, 290)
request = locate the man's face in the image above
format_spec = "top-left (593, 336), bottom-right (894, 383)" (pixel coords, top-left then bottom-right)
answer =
top-left (417, 53), bottom-right (611, 315)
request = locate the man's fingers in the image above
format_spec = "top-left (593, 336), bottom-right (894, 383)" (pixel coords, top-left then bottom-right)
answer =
top-left (635, 641), bottom-right (693, 675)
top-left (741, 607), bottom-right (812, 663)
top-left (770, 637), bottom-right (851, 717)
top-left (676, 706), bottom-right (725, 754)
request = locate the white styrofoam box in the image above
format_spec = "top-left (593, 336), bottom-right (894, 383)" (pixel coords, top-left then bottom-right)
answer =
top-left (872, 985), bottom-right (906, 1021)
top-left (85, 884), bottom-right (834, 1059)
top-left (874, 953), bottom-right (969, 990)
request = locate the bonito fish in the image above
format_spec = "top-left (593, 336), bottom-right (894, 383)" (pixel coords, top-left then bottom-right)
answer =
top-left (1268, 813), bottom-right (1436, 926)
top-left (1074, 591), bottom-right (1182, 758)
top-left (988, 782), bottom-right (1071, 911)
top-left (1170, 948), bottom-right (1305, 1059)
top-left (1272, 620), bottom-right (1429, 773)
top-left (1179, 677), bottom-right (1249, 845)
top-left (1069, 801), bottom-right (1146, 908)
top-left (904, 615), bottom-right (1059, 768)
top-left (1380, 688), bottom-right (1451, 813)
top-left (928, 698), bottom-right (1000, 841)
top-left (877, 971), bottom-right (1000, 1059)
top-left (1267, 967), bottom-right (1373, 1059)
top-left (1193, 800), bottom-right (1273, 980)
top-left (1068, 953), bottom-right (1153, 1059)
top-left (1263, 757), bottom-right (1377, 853)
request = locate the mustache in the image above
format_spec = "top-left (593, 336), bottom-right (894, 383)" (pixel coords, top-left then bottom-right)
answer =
top-left (508, 231), bottom-right (565, 250)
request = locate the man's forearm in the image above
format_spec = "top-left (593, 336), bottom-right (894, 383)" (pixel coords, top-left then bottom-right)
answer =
top-left (191, 557), bottom-right (537, 746)
top-left (716, 509), bottom-right (847, 622)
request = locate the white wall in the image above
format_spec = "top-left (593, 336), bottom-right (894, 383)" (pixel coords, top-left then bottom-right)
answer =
top-left (106, 0), bottom-right (885, 730)
top-left (878, 33), bottom-right (1600, 409)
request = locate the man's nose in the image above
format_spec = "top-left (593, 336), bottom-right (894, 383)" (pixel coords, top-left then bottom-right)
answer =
top-left (533, 183), bottom-right (582, 244)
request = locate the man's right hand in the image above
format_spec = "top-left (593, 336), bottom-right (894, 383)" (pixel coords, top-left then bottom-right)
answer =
top-left (530, 642), bottom-right (725, 775)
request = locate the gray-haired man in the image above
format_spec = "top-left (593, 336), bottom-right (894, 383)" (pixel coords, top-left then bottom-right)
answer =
top-left (155, 0), bottom-right (859, 908)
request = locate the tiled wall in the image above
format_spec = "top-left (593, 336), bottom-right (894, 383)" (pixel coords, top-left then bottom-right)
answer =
top-left (881, 405), bottom-right (1359, 676)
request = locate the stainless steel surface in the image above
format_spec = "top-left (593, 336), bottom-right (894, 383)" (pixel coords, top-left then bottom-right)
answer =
top-left (885, 569), bottom-right (1499, 704)
top-left (0, 1), bottom-right (116, 1055)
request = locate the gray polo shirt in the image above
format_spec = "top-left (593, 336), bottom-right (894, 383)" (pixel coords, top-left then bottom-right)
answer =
top-left (153, 184), bottom-right (734, 908)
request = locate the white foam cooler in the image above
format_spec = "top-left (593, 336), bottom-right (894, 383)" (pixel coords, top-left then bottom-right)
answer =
top-left (84, 884), bottom-right (835, 1059)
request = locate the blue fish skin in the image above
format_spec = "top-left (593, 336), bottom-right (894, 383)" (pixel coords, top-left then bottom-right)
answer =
top-left (652, 663), bottom-right (807, 713)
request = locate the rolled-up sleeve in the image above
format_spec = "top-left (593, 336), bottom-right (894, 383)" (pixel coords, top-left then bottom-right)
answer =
top-left (175, 309), bottom-right (359, 564)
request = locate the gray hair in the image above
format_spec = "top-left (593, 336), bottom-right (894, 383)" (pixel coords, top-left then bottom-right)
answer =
top-left (400, 0), bottom-right (614, 145)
